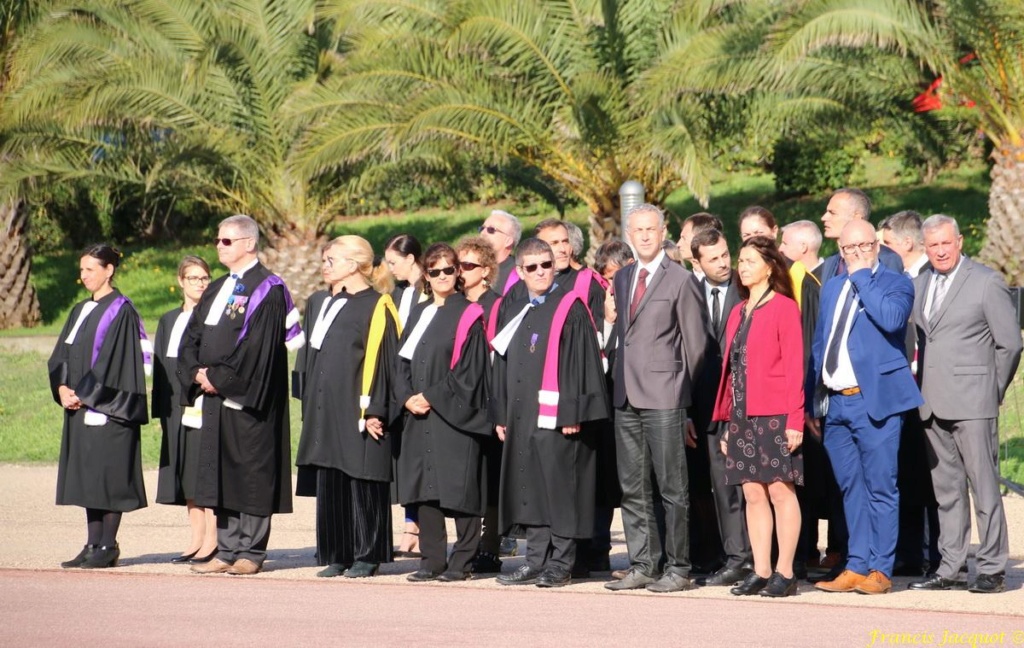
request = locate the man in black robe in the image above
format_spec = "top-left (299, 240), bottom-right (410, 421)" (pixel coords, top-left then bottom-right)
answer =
top-left (479, 209), bottom-right (522, 295)
top-left (181, 214), bottom-right (304, 575)
top-left (489, 238), bottom-right (611, 588)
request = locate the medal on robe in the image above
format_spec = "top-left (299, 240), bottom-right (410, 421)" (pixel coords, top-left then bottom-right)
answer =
top-left (529, 333), bottom-right (538, 353)
top-left (225, 294), bottom-right (249, 320)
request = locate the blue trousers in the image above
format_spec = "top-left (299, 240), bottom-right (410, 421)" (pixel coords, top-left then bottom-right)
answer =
top-left (823, 392), bottom-right (902, 578)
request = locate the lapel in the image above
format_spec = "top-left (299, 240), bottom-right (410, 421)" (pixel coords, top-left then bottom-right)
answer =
top-left (627, 255), bottom-right (669, 330)
top-left (821, 254), bottom-right (840, 284)
top-left (927, 258), bottom-right (971, 329)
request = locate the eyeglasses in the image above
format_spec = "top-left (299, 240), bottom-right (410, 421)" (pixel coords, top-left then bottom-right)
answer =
top-left (322, 256), bottom-right (354, 269)
top-left (215, 236), bottom-right (252, 247)
top-left (426, 266), bottom-right (457, 278)
top-left (183, 276), bottom-right (211, 286)
top-left (478, 225), bottom-right (506, 236)
top-left (459, 261), bottom-right (483, 271)
top-left (519, 260), bottom-right (553, 273)
top-left (840, 241), bottom-right (876, 254)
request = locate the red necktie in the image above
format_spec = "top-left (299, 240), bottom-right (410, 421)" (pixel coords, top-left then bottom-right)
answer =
top-left (630, 268), bottom-right (649, 321)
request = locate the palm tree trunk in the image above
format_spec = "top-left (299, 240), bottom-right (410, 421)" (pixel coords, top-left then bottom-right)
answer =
top-left (260, 226), bottom-right (328, 311)
top-left (980, 142), bottom-right (1024, 285)
top-left (0, 199), bottom-right (41, 329)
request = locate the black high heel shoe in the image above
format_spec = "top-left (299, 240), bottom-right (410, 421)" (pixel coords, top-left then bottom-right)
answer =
top-left (171, 549), bottom-right (199, 564)
top-left (81, 544), bottom-right (120, 569)
top-left (189, 550), bottom-right (218, 565)
top-left (61, 544), bottom-right (98, 569)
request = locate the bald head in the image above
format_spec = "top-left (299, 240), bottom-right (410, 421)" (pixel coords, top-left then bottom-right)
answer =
top-left (839, 219), bottom-right (879, 272)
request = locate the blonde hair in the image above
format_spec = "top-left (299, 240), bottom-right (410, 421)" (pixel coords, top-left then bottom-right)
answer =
top-left (325, 235), bottom-right (394, 294)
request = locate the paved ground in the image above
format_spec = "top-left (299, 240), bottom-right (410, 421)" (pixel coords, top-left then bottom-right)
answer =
top-left (2, 465), bottom-right (1023, 646)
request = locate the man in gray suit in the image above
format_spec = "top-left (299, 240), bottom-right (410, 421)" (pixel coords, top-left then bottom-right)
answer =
top-left (909, 214), bottom-right (1022, 594)
top-left (606, 203), bottom-right (707, 593)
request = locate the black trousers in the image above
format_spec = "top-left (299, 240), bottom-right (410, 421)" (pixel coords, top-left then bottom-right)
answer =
top-left (418, 502), bottom-right (482, 574)
top-left (315, 468), bottom-right (393, 567)
top-left (525, 525), bottom-right (576, 571)
top-left (706, 424), bottom-right (751, 568)
top-left (216, 510), bottom-right (271, 566)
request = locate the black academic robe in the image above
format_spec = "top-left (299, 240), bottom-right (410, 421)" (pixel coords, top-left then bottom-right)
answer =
top-left (394, 294), bottom-right (491, 516)
top-left (180, 263), bottom-right (293, 517)
top-left (489, 288), bottom-right (610, 539)
top-left (153, 307), bottom-right (193, 505)
top-left (48, 290), bottom-right (148, 512)
top-left (504, 266), bottom-right (606, 324)
top-left (294, 288), bottom-right (399, 489)
top-left (493, 256), bottom-right (516, 295)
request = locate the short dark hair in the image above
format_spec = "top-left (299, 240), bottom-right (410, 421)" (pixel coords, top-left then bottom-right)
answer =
top-left (515, 238), bottom-right (554, 265)
top-left (690, 228), bottom-right (727, 261)
top-left (385, 233), bottom-right (423, 263)
top-left (82, 243), bottom-right (121, 270)
top-left (737, 236), bottom-right (794, 301)
top-left (832, 187), bottom-right (872, 220)
top-left (738, 205), bottom-right (777, 231)
top-left (534, 218), bottom-right (568, 236)
top-left (594, 239), bottom-right (635, 275)
top-left (684, 212), bottom-right (724, 236)
top-left (177, 255), bottom-right (210, 278)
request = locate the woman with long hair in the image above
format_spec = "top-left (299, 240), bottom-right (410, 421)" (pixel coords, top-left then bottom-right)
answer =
top-left (713, 236), bottom-right (804, 598)
top-left (153, 255), bottom-right (217, 564)
top-left (49, 244), bottom-right (150, 569)
top-left (294, 235), bottom-right (399, 578)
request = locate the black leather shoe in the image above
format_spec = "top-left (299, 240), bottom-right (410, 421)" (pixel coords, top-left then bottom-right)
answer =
top-left (646, 572), bottom-right (695, 593)
top-left (700, 564), bottom-right (752, 586)
top-left (605, 568), bottom-right (659, 591)
top-left (690, 560), bottom-right (722, 577)
top-left (406, 569), bottom-right (443, 582)
top-left (908, 574), bottom-right (968, 591)
top-left (499, 536), bottom-right (519, 557)
top-left (171, 550), bottom-right (199, 564)
top-left (316, 563), bottom-right (348, 578)
top-left (537, 566), bottom-right (572, 588)
top-left (344, 561), bottom-right (379, 578)
top-left (760, 572), bottom-right (799, 598)
top-left (730, 572), bottom-right (770, 596)
top-left (437, 570), bottom-right (472, 582)
top-left (968, 572), bottom-right (1005, 594)
top-left (891, 561), bottom-right (925, 577)
top-left (497, 565), bottom-right (544, 585)
top-left (809, 563), bottom-right (846, 584)
top-left (189, 550), bottom-right (218, 565)
top-left (472, 551), bottom-right (502, 575)
top-left (61, 544), bottom-right (98, 569)
top-left (81, 544), bottom-right (120, 569)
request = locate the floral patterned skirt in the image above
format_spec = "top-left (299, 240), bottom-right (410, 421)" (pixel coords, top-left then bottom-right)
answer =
top-left (724, 414), bottom-right (804, 486)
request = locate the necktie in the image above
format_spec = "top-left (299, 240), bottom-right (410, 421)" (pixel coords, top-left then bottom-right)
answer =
top-left (711, 287), bottom-right (721, 333)
top-left (836, 257), bottom-right (846, 277)
top-left (824, 285), bottom-right (856, 375)
top-left (928, 274), bottom-right (948, 321)
top-left (630, 268), bottom-right (649, 321)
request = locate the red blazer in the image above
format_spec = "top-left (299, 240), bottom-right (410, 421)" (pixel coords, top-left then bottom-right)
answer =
top-left (712, 294), bottom-right (804, 431)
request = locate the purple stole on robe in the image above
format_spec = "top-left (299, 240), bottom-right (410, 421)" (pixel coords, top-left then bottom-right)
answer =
top-left (93, 294), bottom-right (153, 376)
top-left (237, 274), bottom-right (306, 351)
top-left (450, 303), bottom-right (485, 369)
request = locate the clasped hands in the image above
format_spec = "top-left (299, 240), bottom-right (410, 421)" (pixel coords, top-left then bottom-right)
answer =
top-left (195, 367), bottom-right (218, 395)
top-left (494, 422), bottom-right (580, 442)
top-left (58, 385), bottom-right (81, 410)
top-left (405, 393), bottom-right (431, 415)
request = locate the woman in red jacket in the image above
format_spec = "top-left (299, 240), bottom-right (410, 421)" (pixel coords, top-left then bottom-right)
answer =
top-left (713, 236), bottom-right (804, 598)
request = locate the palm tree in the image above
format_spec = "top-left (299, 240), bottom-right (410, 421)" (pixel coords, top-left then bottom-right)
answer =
top-left (299, 0), bottom-right (776, 251)
top-left (1, 0), bottom-right (344, 299)
top-left (0, 0), bottom-right (39, 329)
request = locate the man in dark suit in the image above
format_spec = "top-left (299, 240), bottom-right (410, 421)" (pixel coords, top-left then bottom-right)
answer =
top-left (909, 215), bottom-right (1022, 594)
top-left (807, 219), bottom-right (923, 595)
top-left (605, 204), bottom-right (707, 593)
top-left (689, 228), bottom-right (752, 586)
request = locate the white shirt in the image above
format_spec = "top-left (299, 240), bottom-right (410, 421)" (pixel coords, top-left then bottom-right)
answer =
top-left (822, 264), bottom-right (879, 390)
top-left (906, 253), bottom-right (929, 279)
top-left (704, 278), bottom-right (730, 325)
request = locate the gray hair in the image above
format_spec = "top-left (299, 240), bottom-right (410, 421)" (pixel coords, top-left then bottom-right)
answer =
top-left (515, 237), bottom-right (554, 265)
top-left (565, 221), bottom-right (584, 259)
top-left (921, 213), bottom-right (960, 238)
top-left (490, 209), bottom-right (522, 247)
top-left (830, 188), bottom-right (872, 220)
top-left (219, 214), bottom-right (260, 249)
top-left (882, 210), bottom-right (924, 248)
top-left (625, 203), bottom-right (666, 228)
top-left (594, 239), bottom-right (635, 275)
top-left (781, 220), bottom-right (823, 253)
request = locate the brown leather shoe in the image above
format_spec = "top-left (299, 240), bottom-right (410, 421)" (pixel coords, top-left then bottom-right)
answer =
top-left (855, 570), bottom-right (892, 595)
top-left (814, 569), bottom-right (868, 592)
top-left (818, 551), bottom-right (842, 570)
top-left (227, 558), bottom-right (261, 575)
top-left (611, 568), bottom-right (629, 580)
top-left (191, 558), bottom-right (232, 574)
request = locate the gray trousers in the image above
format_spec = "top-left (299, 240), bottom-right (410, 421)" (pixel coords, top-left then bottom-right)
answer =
top-left (216, 509), bottom-right (272, 566)
top-left (923, 416), bottom-right (1008, 578)
top-left (707, 423), bottom-right (752, 568)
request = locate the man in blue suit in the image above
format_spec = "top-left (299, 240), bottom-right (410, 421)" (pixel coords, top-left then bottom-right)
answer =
top-left (806, 219), bottom-right (923, 595)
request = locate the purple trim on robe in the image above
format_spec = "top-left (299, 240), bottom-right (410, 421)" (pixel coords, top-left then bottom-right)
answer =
top-left (450, 303), bottom-right (484, 370)
top-left (237, 274), bottom-right (303, 346)
top-left (90, 295), bottom-right (151, 368)
top-left (503, 270), bottom-right (520, 295)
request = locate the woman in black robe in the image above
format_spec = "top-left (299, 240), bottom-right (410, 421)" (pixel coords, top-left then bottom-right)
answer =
top-left (455, 235), bottom-right (501, 572)
top-left (153, 255), bottom-right (216, 563)
top-left (294, 235), bottom-right (400, 578)
top-left (384, 233), bottom-right (427, 556)
top-left (396, 243), bottom-right (491, 581)
top-left (48, 244), bottom-right (149, 569)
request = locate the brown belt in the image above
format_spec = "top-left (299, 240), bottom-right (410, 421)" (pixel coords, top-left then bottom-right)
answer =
top-left (830, 386), bottom-right (861, 396)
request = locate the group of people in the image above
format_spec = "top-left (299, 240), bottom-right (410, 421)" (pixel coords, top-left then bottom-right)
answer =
top-left (49, 190), bottom-right (1020, 596)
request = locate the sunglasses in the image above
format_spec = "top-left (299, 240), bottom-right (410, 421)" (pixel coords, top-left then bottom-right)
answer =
top-left (520, 260), bottom-right (553, 273)
top-left (215, 236), bottom-right (251, 247)
top-left (478, 225), bottom-right (507, 236)
top-left (459, 261), bottom-right (482, 271)
top-left (426, 266), bottom-right (457, 278)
